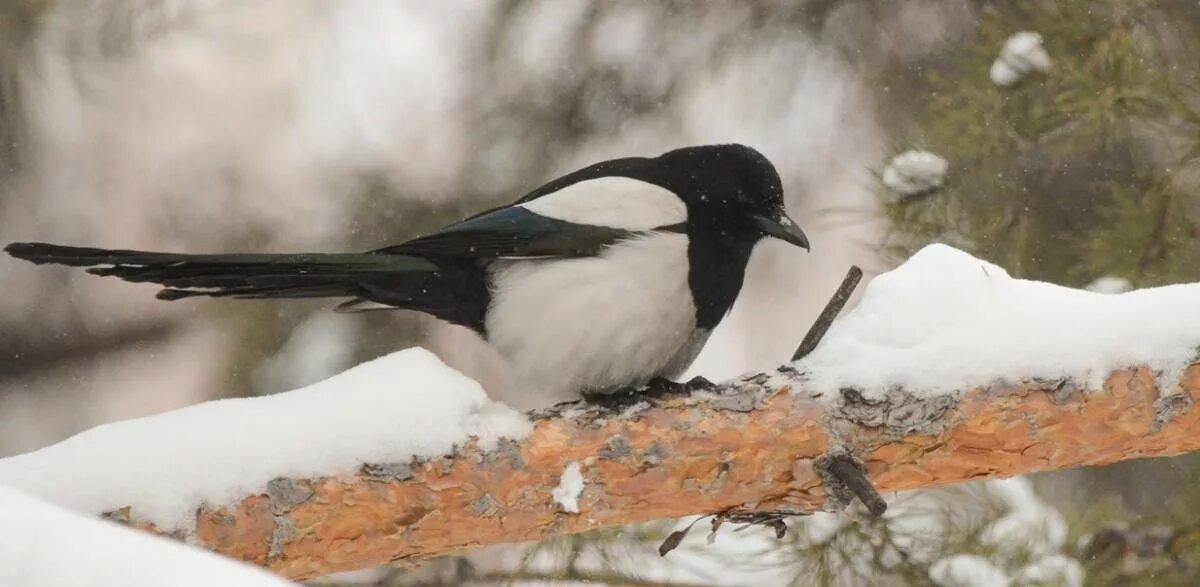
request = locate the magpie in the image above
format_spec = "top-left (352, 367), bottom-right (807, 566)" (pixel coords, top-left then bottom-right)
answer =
top-left (5, 144), bottom-right (809, 406)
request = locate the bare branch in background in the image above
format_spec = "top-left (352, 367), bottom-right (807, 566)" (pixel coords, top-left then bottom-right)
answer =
top-left (0, 321), bottom-right (178, 382)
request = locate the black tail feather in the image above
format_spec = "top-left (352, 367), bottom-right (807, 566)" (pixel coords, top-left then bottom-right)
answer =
top-left (6, 241), bottom-right (489, 331)
top-left (5, 241), bottom-right (433, 301)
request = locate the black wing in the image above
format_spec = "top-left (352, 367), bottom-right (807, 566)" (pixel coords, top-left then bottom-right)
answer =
top-left (376, 156), bottom-right (682, 259)
top-left (374, 206), bottom-right (645, 259)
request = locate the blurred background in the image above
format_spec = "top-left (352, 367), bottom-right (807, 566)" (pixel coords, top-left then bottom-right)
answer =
top-left (1, 1), bottom-right (1198, 585)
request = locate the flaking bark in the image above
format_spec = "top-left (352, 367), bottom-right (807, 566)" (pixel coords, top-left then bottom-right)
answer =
top-left (115, 360), bottom-right (1199, 581)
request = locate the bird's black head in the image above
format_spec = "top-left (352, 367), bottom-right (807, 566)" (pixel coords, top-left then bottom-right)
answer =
top-left (652, 144), bottom-right (809, 250)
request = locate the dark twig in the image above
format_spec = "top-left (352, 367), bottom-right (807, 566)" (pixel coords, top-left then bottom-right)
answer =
top-left (660, 265), bottom-right (870, 557)
top-left (817, 453), bottom-right (887, 517)
top-left (792, 265), bottom-right (863, 361)
top-left (659, 510), bottom-right (797, 557)
top-left (658, 515), bottom-right (710, 556)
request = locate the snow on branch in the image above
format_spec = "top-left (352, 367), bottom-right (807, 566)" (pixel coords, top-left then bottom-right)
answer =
top-left (0, 486), bottom-right (292, 586)
top-left (1, 245), bottom-right (1198, 581)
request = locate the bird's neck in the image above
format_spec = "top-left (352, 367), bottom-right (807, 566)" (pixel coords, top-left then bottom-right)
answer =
top-left (686, 224), bottom-right (758, 330)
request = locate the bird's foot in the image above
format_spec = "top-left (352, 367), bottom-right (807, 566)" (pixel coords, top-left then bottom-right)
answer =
top-left (581, 387), bottom-right (649, 410)
top-left (644, 375), bottom-right (717, 397)
top-left (581, 376), bottom-right (718, 410)
top-left (685, 375), bottom-right (719, 392)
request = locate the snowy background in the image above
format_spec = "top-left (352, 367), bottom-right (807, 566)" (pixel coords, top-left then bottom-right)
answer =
top-left (0, 0), bottom-right (888, 454)
top-left (2, 1), bottom-right (1199, 585)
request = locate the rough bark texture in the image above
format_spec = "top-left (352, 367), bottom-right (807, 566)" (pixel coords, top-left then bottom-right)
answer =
top-left (129, 361), bottom-right (1198, 581)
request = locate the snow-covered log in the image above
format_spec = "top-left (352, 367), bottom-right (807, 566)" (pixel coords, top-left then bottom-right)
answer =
top-left (1, 245), bottom-right (1198, 581)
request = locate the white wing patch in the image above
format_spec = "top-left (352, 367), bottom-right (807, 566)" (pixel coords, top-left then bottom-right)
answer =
top-left (519, 177), bottom-right (686, 230)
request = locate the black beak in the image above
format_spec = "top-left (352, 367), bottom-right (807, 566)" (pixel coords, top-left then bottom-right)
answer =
top-left (753, 213), bottom-right (810, 251)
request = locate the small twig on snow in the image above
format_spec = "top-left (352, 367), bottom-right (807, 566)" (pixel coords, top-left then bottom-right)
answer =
top-left (661, 266), bottom-right (870, 556)
top-left (792, 266), bottom-right (863, 361)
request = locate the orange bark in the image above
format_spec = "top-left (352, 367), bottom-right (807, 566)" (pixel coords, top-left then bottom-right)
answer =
top-left (138, 362), bottom-right (1199, 580)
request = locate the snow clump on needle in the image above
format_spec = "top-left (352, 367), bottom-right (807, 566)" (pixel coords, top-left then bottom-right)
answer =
top-left (1085, 276), bottom-right (1132, 294)
top-left (881, 150), bottom-right (948, 199)
top-left (991, 31), bottom-right (1052, 86)
top-left (929, 554), bottom-right (1009, 587)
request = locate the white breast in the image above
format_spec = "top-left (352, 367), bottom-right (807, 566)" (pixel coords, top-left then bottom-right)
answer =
top-left (519, 176), bottom-right (686, 230)
top-left (485, 233), bottom-right (703, 408)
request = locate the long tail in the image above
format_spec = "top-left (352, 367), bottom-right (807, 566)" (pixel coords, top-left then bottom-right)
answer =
top-left (4, 241), bottom-right (441, 304)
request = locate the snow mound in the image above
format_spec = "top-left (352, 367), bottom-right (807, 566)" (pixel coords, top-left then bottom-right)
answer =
top-left (0, 485), bottom-right (294, 586)
top-left (0, 348), bottom-right (531, 532)
top-left (797, 244), bottom-right (1200, 398)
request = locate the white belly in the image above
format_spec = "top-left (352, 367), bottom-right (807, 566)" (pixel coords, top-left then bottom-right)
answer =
top-left (485, 233), bottom-right (703, 407)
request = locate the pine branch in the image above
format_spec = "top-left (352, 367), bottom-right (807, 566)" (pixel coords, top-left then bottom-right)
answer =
top-left (81, 359), bottom-right (1200, 581)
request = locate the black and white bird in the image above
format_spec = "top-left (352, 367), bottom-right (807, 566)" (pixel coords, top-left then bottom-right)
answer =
top-left (5, 144), bottom-right (809, 406)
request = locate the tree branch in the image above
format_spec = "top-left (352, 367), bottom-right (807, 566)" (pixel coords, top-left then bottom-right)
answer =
top-left (792, 265), bottom-right (863, 361)
top-left (114, 359), bottom-right (1200, 581)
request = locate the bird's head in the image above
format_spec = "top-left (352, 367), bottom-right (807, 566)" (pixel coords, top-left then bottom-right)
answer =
top-left (654, 144), bottom-right (809, 251)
